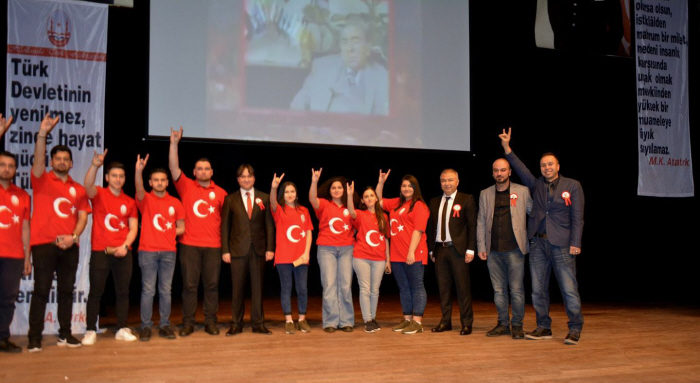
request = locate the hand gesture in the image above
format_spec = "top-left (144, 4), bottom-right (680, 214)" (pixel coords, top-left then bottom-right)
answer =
top-left (0, 114), bottom-right (14, 137)
top-left (170, 126), bottom-right (183, 144)
top-left (271, 173), bottom-right (285, 189)
top-left (136, 154), bottom-right (149, 172)
top-left (40, 113), bottom-right (60, 135)
top-left (346, 181), bottom-right (354, 196)
top-left (499, 127), bottom-right (512, 152)
top-left (378, 169), bottom-right (391, 184)
top-left (92, 149), bottom-right (109, 168)
top-left (311, 168), bottom-right (323, 183)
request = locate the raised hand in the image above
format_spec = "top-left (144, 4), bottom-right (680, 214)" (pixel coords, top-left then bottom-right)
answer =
top-left (170, 126), bottom-right (183, 144)
top-left (92, 149), bottom-right (109, 167)
top-left (135, 153), bottom-right (149, 172)
top-left (0, 113), bottom-right (14, 137)
top-left (39, 113), bottom-right (60, 135)
top-left (378, 169), bottom-right (391, 184)
top-left (346, 181), bottom-right (354, 196)
top-left (311, 168), bottom-right (323, 183)
top-left (499, 127), bottom-right (512, 153)
top-left (271, 173), bottom-right (285, 189)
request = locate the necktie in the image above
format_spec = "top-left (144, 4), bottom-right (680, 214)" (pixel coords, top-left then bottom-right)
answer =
top-left (440, 196), bottom-right (451, 242)
top-left (246, 192), bottom-right (253, 220)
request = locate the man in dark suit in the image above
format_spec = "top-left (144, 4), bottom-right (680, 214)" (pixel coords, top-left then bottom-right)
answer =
top-left (220, 164), bottom-right (275, 335)
top-left (500, 128), bottom-right (584, 345)
top-left (427, 169), bottom-right (477, 335)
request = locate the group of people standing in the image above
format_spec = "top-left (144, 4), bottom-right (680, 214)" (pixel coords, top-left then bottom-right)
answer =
top-left (0, 114), bottom-right (585, 355)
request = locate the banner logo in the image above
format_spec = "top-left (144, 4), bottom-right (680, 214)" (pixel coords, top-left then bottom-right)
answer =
top-left (46, 10), bottom-right (71, 47)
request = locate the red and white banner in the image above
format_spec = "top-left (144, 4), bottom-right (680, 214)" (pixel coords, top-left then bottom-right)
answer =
top-left (635, 0), bottom-right (693, 197)
top-left (5, 0), bottom-right (108, 335)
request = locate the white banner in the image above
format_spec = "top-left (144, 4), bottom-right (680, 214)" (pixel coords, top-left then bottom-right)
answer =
top-left (635, 0), bottom-right (693, 196)
top-left (5, 0), bottom-right (108, 335)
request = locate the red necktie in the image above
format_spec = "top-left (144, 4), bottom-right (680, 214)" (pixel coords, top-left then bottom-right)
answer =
top-left (246, 192), bottom-right (253, 220)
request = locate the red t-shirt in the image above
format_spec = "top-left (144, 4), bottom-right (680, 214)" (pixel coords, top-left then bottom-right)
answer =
top-left (174, 175), bottom-right (227, 248)
top-left (30, 171), bottom-right (91, 247)
top-left (272, 205), bottom-right (314, 264)
top-left (0, 183), bottom-right (31, 259)
top-left (382, 198), bottom-right (430, 264)
top-left (137, 191), bottom-right (185, 252)
top-left (313, 198), bottom-right (354, 246)
top-left (90, 187), bottom-right (138, 251)
top-left (351, 209), bottom-right (388, 262)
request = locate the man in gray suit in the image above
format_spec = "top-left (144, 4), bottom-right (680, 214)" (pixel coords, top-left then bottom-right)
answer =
top-left (477, 159), bottom-right (532, 340)
top-left (290, 20), bottom-right (388, 115)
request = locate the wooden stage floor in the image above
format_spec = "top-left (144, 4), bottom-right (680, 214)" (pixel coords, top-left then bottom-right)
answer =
top-left (1, 297), bottom-right (699, 382)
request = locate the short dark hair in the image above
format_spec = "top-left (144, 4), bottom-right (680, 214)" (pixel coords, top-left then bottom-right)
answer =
top-left (149, 167), bottom-right (169, 179)
top-left (106, 161), bottom-right (125, 174)
top-left (195, 158), bottom-right (212, 166)
top-left (50, 145), bottom-right (72, 161)
top-left (540, 152), bottom-right (560, 163)
top-left (0, 150), bottom-right (17, 166)
top-left (237, 164), bottom-right (255, 177)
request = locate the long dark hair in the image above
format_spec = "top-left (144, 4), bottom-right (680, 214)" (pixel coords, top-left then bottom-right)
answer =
top-left (395, 174), bottom-right (425, 213)
top-left (278, 181), bottom-right (300, 213)
top-left (360, 186), bottom-right (388, 235)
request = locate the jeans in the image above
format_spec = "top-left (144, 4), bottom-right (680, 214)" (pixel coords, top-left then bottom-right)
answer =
top-left (391, 261), bottom-right (427, 317)
top-left (487, 248), bottom-right (525, 327)
top-left (180, 244), bottom-right (221, 326)
top-left (0, 258), bottom-right (24, 338)
top-left (529, 237), bottom-right (583, 331)
top-left (138, 251), bottom-right (177, 329)
top-left (277, 264), bottom-right (308, 315)
top-left (352, 258), bottom-right (385, 322)
top-left (28, 244), bottom-right (79, 340)
top-left (86, 250), bottom-right (133, 331)
top-left (317, 245), bottom-right (354, 327)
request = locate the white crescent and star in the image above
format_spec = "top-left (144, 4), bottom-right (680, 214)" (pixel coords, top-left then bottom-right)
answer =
top-left (0, 205), bottom-right (18, 229)
top-left (193, 199), bottom-right (211, 218)
top-left (53, 197), bottom-right (73, 218)
top-left (390, 219), bottom-right (399, 236)
top-left (365, 230), bottom-right (382, 247)
top-left (286, 225), bottom-right (304, 243)
top-left (153, 214), bottom-right (166, 232)
top-left (328, 217), bottom-right (346, 235)
top-left (104, 213), bottom-right (120, 232)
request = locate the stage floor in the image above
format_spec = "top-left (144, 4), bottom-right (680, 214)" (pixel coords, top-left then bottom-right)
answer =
top-left (2, 297), bottom-right (699, 382)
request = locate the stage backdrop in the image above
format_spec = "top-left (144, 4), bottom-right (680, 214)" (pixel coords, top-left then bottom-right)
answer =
top-left (5, 0), bottom-right (108, 335)
top-left (635, 0), bottom-right (693, 197)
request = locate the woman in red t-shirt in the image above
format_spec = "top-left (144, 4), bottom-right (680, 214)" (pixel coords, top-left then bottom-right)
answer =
top-left (309, 168), bottom-right (356, 332)
top-left (376, 169), bottom-right (430, 335)
top-left (270, 173), bottom-right (313, 334)
top-left (346, 182), bottom-right (390, 333)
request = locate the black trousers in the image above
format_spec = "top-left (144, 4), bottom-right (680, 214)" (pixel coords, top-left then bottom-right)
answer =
top-left (85, 250), bottom-right (133, 331)
top-left (230, 246), bottom-right (266, 328)
top-left (0, 257), bottom-right (24, 338)
top-left (179, 244), bottom-right (221, 326)
top-left (434, 245), bottom-right (474, 327)
top-left (28, 243), bottom-right (79, 340)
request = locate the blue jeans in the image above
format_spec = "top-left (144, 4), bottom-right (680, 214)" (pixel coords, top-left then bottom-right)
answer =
top-left (317, 245), bottom-right (354, 327)
top-left (487, 249), bottom-right (525, 327)
top-left (391, 262), bottom-right (427, 317)
top-left (352, 258), bottom-right (386, 322)
top-left (139, 251), bottom-right (177, 328)
top-left (277, 264), bottom-right (308, 315)
top-left (529, 238), bottom-right (583, 331)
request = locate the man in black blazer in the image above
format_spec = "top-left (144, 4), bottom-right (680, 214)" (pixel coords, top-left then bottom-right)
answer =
top-left (427, 169), bottom-right (477, 335)
top-left (220, 164), bottom-right (275, 335)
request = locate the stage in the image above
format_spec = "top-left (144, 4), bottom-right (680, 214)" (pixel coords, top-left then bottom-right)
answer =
top-left (1, 297), bottom-right (699, 382)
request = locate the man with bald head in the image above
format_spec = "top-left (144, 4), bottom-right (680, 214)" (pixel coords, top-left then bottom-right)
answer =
top-left (477, 159), bottom-right (532, 340)
top-left (427, 169), bottom-right (477, 335)
top-left (500, 128), bottom-right (584, 345)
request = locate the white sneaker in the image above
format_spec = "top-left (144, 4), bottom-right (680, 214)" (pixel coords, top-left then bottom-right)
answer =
top-left (82, 330), bottom-right (97, 346)
top-left (115, 328), bottom-right (137, 342)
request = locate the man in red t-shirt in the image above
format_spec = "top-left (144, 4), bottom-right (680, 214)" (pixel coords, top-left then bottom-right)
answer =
top-left (134, 154), bottom-right (185, 341)
top-left (169, 127), bottom-right (227, 336)
top-left (0, 115), bottom-right (31, 354)
top-left (82, 151), bottom-right (139, 345)
top-left (27, 114), bottom-right (91, 352)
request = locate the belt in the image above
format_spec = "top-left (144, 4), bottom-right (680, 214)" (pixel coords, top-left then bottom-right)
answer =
top-left (436, 241), bottom-right (454, 248)
top-left (535, 233), bottom-right (548, 239)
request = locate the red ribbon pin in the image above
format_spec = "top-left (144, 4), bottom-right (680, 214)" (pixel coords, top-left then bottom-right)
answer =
top-left (452, 204), bottom-right (461, 217)
top-left (510, 193), bottom-right (518, 207)
top-left (561, 191), bottom-right (571, 206)
top-left (255, 198), bottom-right (265, 210)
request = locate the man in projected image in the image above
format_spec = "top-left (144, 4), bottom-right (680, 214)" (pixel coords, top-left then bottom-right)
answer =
top-left (290, 18), bottom-right (388, 115)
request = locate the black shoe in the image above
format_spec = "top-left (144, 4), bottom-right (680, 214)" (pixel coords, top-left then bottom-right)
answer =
top-left (179, 325), bottom-right (194, 337)
top-left (525, 327), bottom-right (553, 340)
top-left (204, 323), bottom-right (220, 336)
top-left (339, 325), bottom-right (354, 332)
top-left (323, 327), bottom-right (337, 333)
top-left (371, 319), bottom-right (381, 331)
top-left (139, 327), bottom-right (152, 342)
top-left (431, 324), bottom-right (453, 333)
top-left (460, 326), bottom-right (473, 335)
top-left (486, 324), bottom-right (511, 337)
top-left (512, 326), bottom-right (525, 339)
top-left (364, 321), bottom-right (376, 333)
top-left (252, 326), bottom-right (272, 335)
top-left (564, 331), bottom-right (581, 345)
top-left (225, 325), bottom-right (243, 336)
top-left (27, 338), bottom-right (42, 353)
top-left (57, 334), bottom-right (82, 348)
top-left (159, 327), bottom-right (176, 340)
top-left (0, 338), bottom-right (22, 353)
